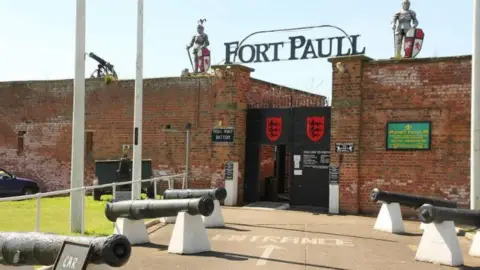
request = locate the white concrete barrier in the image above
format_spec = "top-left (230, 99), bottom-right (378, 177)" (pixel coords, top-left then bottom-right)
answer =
top-left (373, 202), bottom-right (405, 234)
top-left (469, 230), bottom-right (480, 257)
top-left (202, 199), bottom-right (225, 228)
top-left (415, 221), bottom-right (463, 266)
top-left (168, 211), bottom-right (211, 254)
top-left (419, 222), bottom-right (426, 231)
top-left (113, 218), bottom-right (150, 245)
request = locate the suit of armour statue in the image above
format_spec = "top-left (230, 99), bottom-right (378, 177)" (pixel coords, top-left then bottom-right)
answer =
top-left (187, 24), bottom-right (210, 73)
top-left (391, 0), bottom-right (418, 58)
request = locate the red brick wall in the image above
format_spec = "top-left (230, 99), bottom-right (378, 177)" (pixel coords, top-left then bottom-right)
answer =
top-left (248, 79), bottom-right (325, 108)
top-left (329, 55), bottom-right (471, 215)
top-left (0, 65), bottom-right (324, 205)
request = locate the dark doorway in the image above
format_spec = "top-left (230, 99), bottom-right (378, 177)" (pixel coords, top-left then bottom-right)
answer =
top-left (244, 107), bottom-right (331, 208)
top-left (274, 145), bottom-right (288, 200)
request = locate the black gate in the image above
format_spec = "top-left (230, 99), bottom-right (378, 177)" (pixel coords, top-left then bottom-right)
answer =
top-left (244, 107), bottom-right (331, 207)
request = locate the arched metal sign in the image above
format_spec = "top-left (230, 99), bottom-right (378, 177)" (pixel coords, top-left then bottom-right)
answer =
top-left (224, 25), bottom-right (366, 64)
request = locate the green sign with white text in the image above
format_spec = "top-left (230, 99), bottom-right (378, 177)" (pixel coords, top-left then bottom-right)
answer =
top-left (386, 122), bottom-right (431, 150)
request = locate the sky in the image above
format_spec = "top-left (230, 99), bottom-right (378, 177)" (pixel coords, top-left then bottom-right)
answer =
top-left (0, 0), bottom-right (474, 102)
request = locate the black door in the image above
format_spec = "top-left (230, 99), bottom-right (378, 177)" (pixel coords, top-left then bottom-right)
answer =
top-left (290, 145), bottom-right (330, 207)
top-left (290, 107), bottom-right (331, 207)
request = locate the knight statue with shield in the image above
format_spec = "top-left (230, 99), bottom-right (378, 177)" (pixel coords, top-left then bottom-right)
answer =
top-left (186, 19), bottom-right (211, 74)
top-left (391, 0), bottom-right (424, 59)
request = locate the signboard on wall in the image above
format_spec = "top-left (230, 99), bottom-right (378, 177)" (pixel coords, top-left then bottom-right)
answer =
top-left (386, 121), bottom-right (431, 150)
top-left (329, 164), bottom-right (339, 185)
top-left (302, 150), bottom-right (330, 169)
top-left (335, 142), bottom-right (354, 153)
top-left (212, 127), bottom-right (234, 142)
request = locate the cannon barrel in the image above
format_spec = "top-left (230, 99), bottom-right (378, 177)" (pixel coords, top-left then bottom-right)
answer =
top-left (88, 52), bottom-right (114, 71)
top-left (163, 187), bottom-right (227, 201)
top-left (419, 204), bottom-right (480, 226)
top-left (105, 197), bottom-right (214, 222)
top-left (370, 188), bottom-right (457, 209)
top-left (0, 232), bottom-right (131, 267)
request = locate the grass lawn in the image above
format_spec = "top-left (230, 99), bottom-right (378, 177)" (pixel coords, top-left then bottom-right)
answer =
top-left (0, 194), bottom-right (160, 236)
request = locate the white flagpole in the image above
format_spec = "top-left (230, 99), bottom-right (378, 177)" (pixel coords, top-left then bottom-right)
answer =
top-left (132, 0), bottom-right (144, 200)
top-left (70, 0), bottom-right (86, 231)
top-left (471, 0), bottom-right (480, 209)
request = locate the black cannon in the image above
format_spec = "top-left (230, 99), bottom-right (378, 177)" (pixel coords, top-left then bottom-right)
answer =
top-left (0, 232), bottom-right (131, 267)
top-left (163, 187), bottom-right (227, 201)
top-left (370, 188), bottom-right (457, 209)
top-left (105, 197), bottom-right (214, 222)
top-left (419, 204), bottom-right (480, 227)
top-left (88, 52), bottom-right (118, 79)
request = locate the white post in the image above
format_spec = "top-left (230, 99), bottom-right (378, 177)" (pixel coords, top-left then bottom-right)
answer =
top-left (70, 0), bottom-right (86, 232)
top-left (131, 0), bottom-right (144, 200)
top-left (183, 125), bottom-right (191, 189)
top-left (472, 0), bottom-right (480, 210)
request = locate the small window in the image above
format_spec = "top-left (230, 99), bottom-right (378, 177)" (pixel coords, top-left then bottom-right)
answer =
top-left (17, 131), bottom-right (26, 154)
top-left (86, 131), bottom-right (93, 154)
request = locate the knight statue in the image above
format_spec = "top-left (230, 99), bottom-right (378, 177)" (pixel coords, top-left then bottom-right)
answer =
top-left (391, 0), bottom-right (419, 59)
top-left (186, 19), bottom-right (211, 74)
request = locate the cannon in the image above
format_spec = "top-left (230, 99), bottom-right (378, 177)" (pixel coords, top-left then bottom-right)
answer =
top-left (415, 204), bottom-right (477, 266)
top-left (418, 204), bottom-right (480, 227)
top-left (0, 232), bottom-right (131, 267)
top-left (370, 188), bottom-right (457, 234)
top-left (162, 188), bottom-right (227, 228)
top-left (87, 52), bottom-right (118, 80)
top-left (106, 197), bottom-right (214, 253)
top-left (163, 187), bottom-right (227, 201)
top-left (104, 197), bottom-right (214, 222)
top-left (370, 188), bottom-right (457, 209)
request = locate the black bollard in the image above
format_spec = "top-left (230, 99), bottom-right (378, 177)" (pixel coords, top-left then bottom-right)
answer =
top-left (0, 232), bottom-right (131, 267)
top-left (163, 187), bottom-right (227, 201)
top-left (370, 188), bottom-right (457, 209)
top-left (104, 196), bottom-right (215, 222)
top-left (418, 204), bottom-right (480, 227)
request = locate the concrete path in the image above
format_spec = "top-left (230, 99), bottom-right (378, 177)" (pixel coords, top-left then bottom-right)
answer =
top-left (121, 207), bottom-right (480, 270)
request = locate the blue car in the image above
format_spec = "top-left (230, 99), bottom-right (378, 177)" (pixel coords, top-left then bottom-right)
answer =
top-left (0, 168), bottom-right (40, 197)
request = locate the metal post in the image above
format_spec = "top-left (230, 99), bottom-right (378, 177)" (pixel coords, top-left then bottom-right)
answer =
top-left (132, 0), bottom-right (144, 200)
top-left (35, 194), bottom-right (41, 232)
top-left (183, 123), bottom-right (191, 189)
top-left (472, 0), bottom-right (480, 210)
top-left (70, 0), bottom-right (86, 232)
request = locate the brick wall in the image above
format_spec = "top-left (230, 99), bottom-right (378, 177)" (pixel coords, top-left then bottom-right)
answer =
top-left (329, 55), bottom-right (471, 215)
top-left (0, 64), bottom-right (324, 205)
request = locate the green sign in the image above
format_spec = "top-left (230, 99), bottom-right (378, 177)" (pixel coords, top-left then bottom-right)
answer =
top-left (386, 122), bottom-right (431, 150)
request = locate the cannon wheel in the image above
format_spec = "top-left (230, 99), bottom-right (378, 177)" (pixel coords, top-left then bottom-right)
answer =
top-left (93, 189), bottom-right (103, 201)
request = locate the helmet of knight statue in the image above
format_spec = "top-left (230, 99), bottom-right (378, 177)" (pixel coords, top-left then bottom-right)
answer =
top-left (402, 0), bottom-right (410, 10)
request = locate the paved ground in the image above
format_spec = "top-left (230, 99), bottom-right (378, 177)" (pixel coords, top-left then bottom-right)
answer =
top-left (121, 207), bottom-right (480, 270)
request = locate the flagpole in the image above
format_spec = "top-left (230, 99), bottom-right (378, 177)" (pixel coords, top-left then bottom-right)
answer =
top-left (132, 0), bottom-right (144, 200)
top-left (70, 0), bottom-right (86, 231)
top-left (471, 0), bottom-right (480, 209)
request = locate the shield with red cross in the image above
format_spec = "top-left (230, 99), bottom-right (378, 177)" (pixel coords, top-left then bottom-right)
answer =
top-left (404, 28), bottom-right (425, 58)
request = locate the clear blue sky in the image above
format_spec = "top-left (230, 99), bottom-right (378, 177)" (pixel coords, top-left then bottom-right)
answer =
top-left (0, 0), bottom-right (473, 102)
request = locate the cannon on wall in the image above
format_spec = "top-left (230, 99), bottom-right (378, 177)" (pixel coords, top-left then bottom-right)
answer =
top-left (0, 232), bottom-right (131, 268)
top-left (162, 188), bottom-right (227, 227)
top-left (369, 188), bottom-right (457, 234)
top-left (105, 197), bottom-right (214, 254)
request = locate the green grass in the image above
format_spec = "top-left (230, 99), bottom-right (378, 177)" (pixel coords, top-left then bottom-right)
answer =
top-left (0, 194), bottom-right (161, 236)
